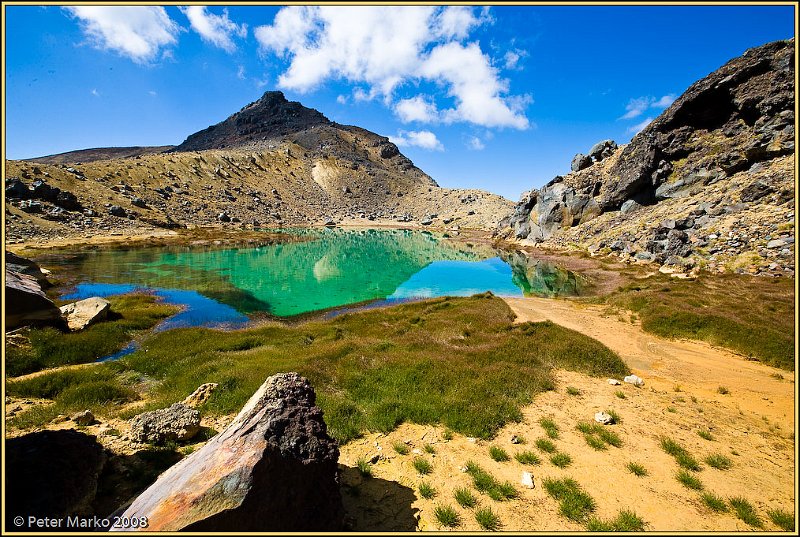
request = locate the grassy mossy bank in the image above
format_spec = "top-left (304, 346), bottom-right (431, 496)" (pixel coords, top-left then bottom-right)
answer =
top-left (7, 294), bottom-right (628, 441)
top-left (6, 294), bottom-right (179, 377)
top-left (600, 273), bottom-right (794, 371)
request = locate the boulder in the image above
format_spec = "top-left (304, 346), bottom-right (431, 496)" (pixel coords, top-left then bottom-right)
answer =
top-left (740, 180), bottom-right (775, 203)
top-left (379, 142), bottom-right (400, 159)
top-left (130, 197), bottom-right (148, 209)
top-left (5, 267), bottom-right (63, 330)
top-left (115, 373), bottom-right (345, 532)
top-left (5, 430), bottom-right (106, 531)
top-left (5, 178), bottom-right (32, 199)
top-left (181, 383), bottom-right (219, 408)
top-left (109, 205), bottom-right (127, 217)
top-left (5, 251), bottom-right (52, 287)
top-left (570, 153), bottom-right (592, 172)
top-left (72, 409), bottom-right (96, 426)
top-left (55, 190), bottom-right (81, 211)
top-left (129, 403), bottom-right (201, 444)
top-left (620, 199), bottom-right (642, 215)
top-left (607, 378), bottom-right (622, 385)
top-left (59, 297), bottom-right (111, 331)
top-left (588, 139), bottom-right (617, 161)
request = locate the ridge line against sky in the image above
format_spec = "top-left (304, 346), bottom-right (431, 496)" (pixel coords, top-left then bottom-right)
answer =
top-left (3, 3), bottom-right (796, 199)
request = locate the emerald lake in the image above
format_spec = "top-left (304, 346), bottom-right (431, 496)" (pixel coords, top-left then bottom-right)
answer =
top-left (49, 228), bottom-right (584, 329)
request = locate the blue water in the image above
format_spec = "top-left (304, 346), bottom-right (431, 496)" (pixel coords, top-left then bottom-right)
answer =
top-left (62, 283), bottom-right (250, 331)
top-left (388, 258), bottom-right (523, 299)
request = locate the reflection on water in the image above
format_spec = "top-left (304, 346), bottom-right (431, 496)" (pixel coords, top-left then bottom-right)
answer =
top-left (45, 229), bottom-right (585, 328)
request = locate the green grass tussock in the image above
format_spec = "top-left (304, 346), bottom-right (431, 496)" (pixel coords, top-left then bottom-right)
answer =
top-left (586, 509), bottom-right (646, 532)
top-left (602, 275), bottom-right (794, 370)
top-left (535, 438), bottom-right (557, 453)
top-left (767, 509), bottom-right (794, 531)
top-left (6, 293), bottom-right (179, 377)
top-left (701, 492), bottom-right (728, 513)
top-left (465, 461), bottom-right (518, 501)
top-left (433, 504), bottom-right (460, 528)
top-left (626, 462), bottom-right (647, 477)
top-left (475, 507), bottom-right (502, 531)
top-left (659, 436), bottom-right (701, 471)
top-left (539, 417), bottom-right (560, 439)
top-left (705, 453), bottom-right (732, 470)
top-left (489, 445), bottom-right (510, 462)
top-left (729, 497), bottom-right (763, 528)
top-left (514, 450), bottom-right (540, 465)
top-left (418, 481), bottom-right (436, 499)
top-left (454, 487), bottom-right (477, 509)
top-left (543, 477), bottom-right (596, 522)
top-left (676, 470), bottom-right (703, 490)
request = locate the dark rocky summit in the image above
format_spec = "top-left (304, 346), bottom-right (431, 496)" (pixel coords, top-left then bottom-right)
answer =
top-left (175, 91), bottom-right (331, 152)
top-left (499, 38), bottom-right (795, 274)
top-left (115, 372), bottom-right (345, 532)
top-left (5, 430), bottom-right (107, 532)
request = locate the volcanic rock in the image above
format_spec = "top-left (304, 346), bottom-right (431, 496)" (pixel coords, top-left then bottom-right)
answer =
top-left (115, 372), bottom-right (344, 531)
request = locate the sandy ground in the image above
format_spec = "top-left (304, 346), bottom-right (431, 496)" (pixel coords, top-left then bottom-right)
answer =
top-left (337, 296), bottom-right (795, 531)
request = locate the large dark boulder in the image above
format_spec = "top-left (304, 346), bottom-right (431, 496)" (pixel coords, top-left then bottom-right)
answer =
top-left (5, 430), bottom-right (106, 532)
top-left (114, 373), bottom-right (345, 532)
top-left (5, 256), bottom-right (63, 330)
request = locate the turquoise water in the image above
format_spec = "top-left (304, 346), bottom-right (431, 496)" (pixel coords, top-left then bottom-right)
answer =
top-left (50, 228), bottom-right (583, 327)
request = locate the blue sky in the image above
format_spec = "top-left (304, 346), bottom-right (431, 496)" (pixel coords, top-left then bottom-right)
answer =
top-left (4, 4), bottom-right (795, 200)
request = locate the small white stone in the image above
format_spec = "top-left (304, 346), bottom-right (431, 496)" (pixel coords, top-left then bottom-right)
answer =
top-left (608, 378), bottom-right (622, 385)
top-left (412, 448), bottom-right (422, 455)
top-left (521, 471), bottom-right (535, 489)
top-left (467, 437), bottom-right (477, 443)
top-left (624, 374), bottom-right (644, 387)
top-left (595, 411), bottom-right (614, 425)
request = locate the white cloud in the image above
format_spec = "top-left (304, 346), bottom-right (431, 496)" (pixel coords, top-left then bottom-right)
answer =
top-left (390, 130), bottom-right (444, 151)
top-left (237, 65), bottom-right (246, 79)
top-left (254, 6), bottom-right (528, 129)
top-left (620, 94), bottom-right (677, 119)
top-left (652, 94), bottom-right (676, 108)
top-left (180, 6), bottom-right (246, 53)
top-left (336, 94), bottom-right (348, 104)
top-left (394, 95), bottom-right (439, 123)
top-left (503, 48), bottom-right (528, 70)
top-left (90, 88), bottom-right (100, 97)
top-left (467, 136), bottom-right (485, 150)
top-left (65, 6), bottom-right (179, 64)
top-left (628, 116), bottom-right (654, 134)
top-left (148, 90), bottom-right (157, 96)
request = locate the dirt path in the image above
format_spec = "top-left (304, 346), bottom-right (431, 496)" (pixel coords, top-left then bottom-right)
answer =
top-left (503, 296), bottom-right (795, 429)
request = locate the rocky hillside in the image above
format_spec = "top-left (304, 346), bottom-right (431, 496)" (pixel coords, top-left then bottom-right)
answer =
top-left (499, 38), bottom-right (795, 277)
top-left (5, 92), bottom-right (511, 244)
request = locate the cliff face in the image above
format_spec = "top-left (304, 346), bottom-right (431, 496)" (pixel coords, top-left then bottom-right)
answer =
top-left (500, 38), bottom-right (795, 276)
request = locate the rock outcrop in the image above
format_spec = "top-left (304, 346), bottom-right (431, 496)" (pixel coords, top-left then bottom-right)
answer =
top-left (5, 430), bottom-right (106, 531)
top-left (115, 373), bottom-right (344, 532)
top-left (129, 403), bottom-right (202, 444)
top-left (60, 296), bottom-right (111, 331)
top-left (5, 253), bottom-right (63, 330)
top-left (499, 38), bottom-right (795, 275)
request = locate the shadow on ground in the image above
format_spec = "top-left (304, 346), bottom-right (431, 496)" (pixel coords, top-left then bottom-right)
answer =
top-left (339, 465), bottom-right (419, 531)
